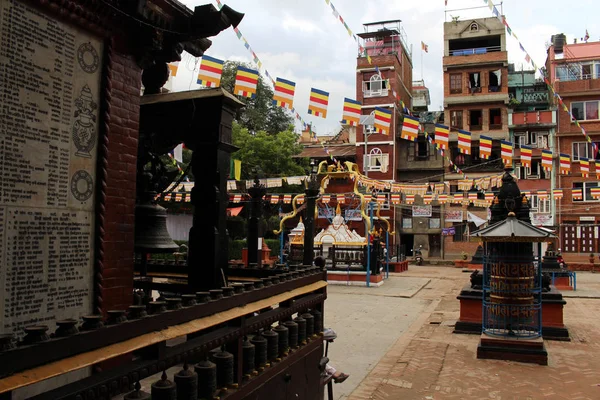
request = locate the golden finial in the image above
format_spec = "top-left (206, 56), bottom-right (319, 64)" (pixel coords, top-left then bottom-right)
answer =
top-left (336, 202), bottom-right (341, 215)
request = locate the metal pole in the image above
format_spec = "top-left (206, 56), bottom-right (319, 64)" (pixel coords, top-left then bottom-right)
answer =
top-left (303, 165), bottom-right (319, 266)
top-left (279, 204), bottom-right (284, 264)
top-left (386, 230), bottom-right (389, 279)
top-left (366, 201), bottom-right (374, 287)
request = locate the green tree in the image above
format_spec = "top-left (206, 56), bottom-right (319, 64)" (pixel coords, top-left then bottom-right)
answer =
top-left (232, 121), bottom-right (308, 179)
top-left (221, 61), bottom-right (294, 135)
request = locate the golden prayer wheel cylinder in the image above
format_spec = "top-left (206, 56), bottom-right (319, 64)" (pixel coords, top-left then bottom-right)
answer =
top-left (489, 261), bottom-right (535, 320)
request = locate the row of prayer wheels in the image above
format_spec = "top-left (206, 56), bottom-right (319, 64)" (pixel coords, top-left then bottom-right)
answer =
top-left (124, 308), bottom-right (324, 400)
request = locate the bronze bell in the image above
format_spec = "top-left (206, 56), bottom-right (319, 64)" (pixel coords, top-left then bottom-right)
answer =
top-left (134, 201), bottom-right (179, 254)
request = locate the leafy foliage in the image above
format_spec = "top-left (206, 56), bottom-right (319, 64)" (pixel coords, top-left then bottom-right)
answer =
top-left (232, 121), bottom-right (309, 179)
top-left (221, 61), bottom-right (294, 135)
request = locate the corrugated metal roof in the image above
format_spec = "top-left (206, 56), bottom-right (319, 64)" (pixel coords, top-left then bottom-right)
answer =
top-left (293, 145), bottom-right (356, 158)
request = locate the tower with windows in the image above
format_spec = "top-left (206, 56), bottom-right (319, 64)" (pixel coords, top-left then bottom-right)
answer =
top-left (355, 20), bottom-right (413, 182)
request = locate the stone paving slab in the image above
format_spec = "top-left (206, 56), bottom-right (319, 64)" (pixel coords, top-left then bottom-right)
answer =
top-left (327, 276), bottom-right (431, 298)
top-left (343, 266), bottom-right (600, 400)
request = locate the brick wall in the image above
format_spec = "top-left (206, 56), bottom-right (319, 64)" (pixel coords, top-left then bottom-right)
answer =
top-left (445, 103), bottom-right (508, 136)
top-left (443, 66), bottom-right (508, 98)
top-left (443, 51), bottom-right (508, 68)
top-left (100, 39), bottom-right (141, 312)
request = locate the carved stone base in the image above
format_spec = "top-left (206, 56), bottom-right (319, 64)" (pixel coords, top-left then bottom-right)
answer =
top-left (477, 334), bottom-right (548, 365)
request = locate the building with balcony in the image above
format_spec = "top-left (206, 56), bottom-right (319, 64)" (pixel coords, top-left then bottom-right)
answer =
top-left (412, 79), bottom-right (431, 112)
top-left (508, 64), bottom-right (550, 111)
top-left (546, 35), bottom-right (600, 252)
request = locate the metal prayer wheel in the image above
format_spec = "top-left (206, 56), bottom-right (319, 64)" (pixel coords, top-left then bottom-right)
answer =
top-left (181, 294), bottom-right (196, 307)
top-left (294, 315), bottom-right (307, 344)
top-left (301, 312), bottom-right (315, 338)
top-left (81, 315), bottom-right (104, 331)
top-left (489, 260), bottom-right (536, 322)
top-left (174, 363), bottom-right (198, 400)
top-left (243, 282), bottom-right (255, 291)
top-left (149, 301), bottom-right (167, 314)
top-left (232, 283), bottom-right (244, 294)
top-left (196, 292), bottom-right (211, 303)
top-left (273, 324), bottom-right (289, 358)
top-left (254, 280), bottom-right (264, 289)
top-left (195, 358), bottom-right (217, 399)
top-left (212, 348), bottom-right (234, 389)
top-left (128, 305), bottom-right (148, 320)
top-left (242, 337), bottom-right (256, 376)
top-left (22, 326), bottom-right (50, 345)
top-left (221, 286), bottom-right (234, 297)
top-left (262, 329), bottom-right (279, 362)
top-left (311, 309), bottom-right (323, 334)
top-left (283, 320), bottom-right (299, 349)
top-left (151, 371), bottom-right (176, 400)
top-left (107, 310), bottom-right (128, 325)
top-left (250, 333), bottom-right (268, 370)
top-left (124, 382), bottom-right (151, 400)
top-left (165, 298), bottom-right (183, 310)
top-left (55, 319), bottom-right (79, 337)
top-left (209, 289), bottom-right (223, 300)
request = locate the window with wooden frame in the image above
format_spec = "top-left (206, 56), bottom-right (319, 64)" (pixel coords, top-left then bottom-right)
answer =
top-left (450, 73), bottom-right (462, 94)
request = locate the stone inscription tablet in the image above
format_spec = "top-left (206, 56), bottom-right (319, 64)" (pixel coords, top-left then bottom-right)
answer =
top-left (0, 0), bottom-right (103, 336)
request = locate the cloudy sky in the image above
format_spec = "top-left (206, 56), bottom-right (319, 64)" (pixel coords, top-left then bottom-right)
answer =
top-left (174, 0), bottom-right (598, 136)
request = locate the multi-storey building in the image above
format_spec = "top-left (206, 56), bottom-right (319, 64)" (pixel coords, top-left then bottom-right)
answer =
top-left (545, 35), bottom-right (600, 253)
top-left (507, 64), bottom-right (557, 227)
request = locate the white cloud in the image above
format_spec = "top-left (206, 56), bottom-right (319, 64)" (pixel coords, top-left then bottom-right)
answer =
top-left (281, 14), bottom-right (323, 34)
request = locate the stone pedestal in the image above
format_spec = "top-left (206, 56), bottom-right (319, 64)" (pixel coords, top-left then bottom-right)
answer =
top-left (454, 285), bottom-right (569, 341)
top-left (477, 335), bottom-right (548, 365)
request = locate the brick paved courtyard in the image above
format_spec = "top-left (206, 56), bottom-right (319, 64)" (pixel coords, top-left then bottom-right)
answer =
top-left (326, 266), bottom-right (600, 400)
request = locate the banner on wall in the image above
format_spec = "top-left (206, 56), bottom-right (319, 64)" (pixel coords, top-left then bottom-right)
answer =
top-left (345, 209), bottom-right (362, 221)
top-left (442, 227), bottom-right (456, 236)
top-left (532, 213), bottom-right (553, 226)
top-left (412, 205), bottom-right (432, 217)
top-left (444, 210), bottom-right (463, 222)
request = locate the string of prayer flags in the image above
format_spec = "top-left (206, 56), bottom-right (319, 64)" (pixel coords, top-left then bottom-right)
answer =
top-left (234, 66), bottom-right (259, 98)
top-left (197, 55), bottom-right (224, 87)
top-left (391, 194), bottom-right (401, 204)
top-left (337, 194), bottom-right (345, 204)
top-left (572, 188), bottom-right (583, 200)
top-left (580, 157), bottom-right (590, 178)
top-left (377, 194), bottom-right (387, 204)
top-left (485, 192), bottom-right (495, 202)
top-left (520, 145), bottom-right (532, 168)
top-left (479, 135), bottom-right (492, 159)
top-left (458, 130), bottom-right (471, 155)
top-left (168, 61), bottom-right (179, 77)
top-left (537, 190), bottom-right (548, 200)
top-left (434, 124), bottom-right (449, 150)
top-left (560, 154), bottom-right (571, 175)
top-left (553, 189), bottom-right (563, 200)
top-left (401, 115), bottom-right (420, 142)
top-left (374, 107), bottom-right (392, 135)
top-left (283, 195), bottom-right (292, 204)
top-left (270, 195), bottom-right (280, 204)
top-left (591, 187), bottom-right (600, 200)
top-left (405, 194), bottom-right (415, 204)
top-left (501, 140), bottom-right (513, 165)
top-left (273, 78), bottom-right (296, 109)
top-left (438, 194), bottom-right (448, 204)
top-left (468, 192), bottom-right (478, 201)
top-left (342, 98), bottom-right (361, 126)
top-left (541, 150), bottom-right (553, 172)
top-left (322, 194), bottom-right (331, 204)
top-left (596, 169), bottom-right (600, 180)
top-left (308, 88), bottom-right (329, 118)
top-left (424, 194), bottom-right (432, 204)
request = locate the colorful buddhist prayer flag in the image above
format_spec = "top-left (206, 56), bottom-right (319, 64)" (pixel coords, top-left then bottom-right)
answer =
top-left (341, 98), bottom-right (361, 126)
top-left (336, 194), bottom-right (345, 204)
top-left (405, 194), bottom-right (415, 204)
top-left (501, 140), bottom-right (513, 165)
top-left (580, 157), bottom-right (590, 178)
top-left (391, 194), bottom-right (401, 204)
top-left (322, 194), bottom-right (331, 204)
top-left (197, 55), bottom-right (224, 87)
top-left (597, 169), bottom-right (600, 180)
top-left (270, 195), bottom-right (280, 204)
top-left (553, 189), bottom-right (563, 200)
top-left (485, 192), bottom-right (494, 202)
top-left (541, 150), bottom-right (553, 172)
top-left (401, 115), bottom-right (420, 142)
top-left (520, 145), bottom-right (532, 168)
top-left (537, 190), bottom-right (548, 199)
top-left (374, 107), bottom-right (392, 135)
top-left (273, 78), bottom-right (296, 109)
top-left (175, 193), bottom-right (182, 202)
top-left (560, 154), bottom-right (571, 175)
top-left (438, 194), bottom-right (448, 204)
top-left (308, 88), bottom-right (329, 118)
top-left (479, 135), bottom-right (492, 159)
top-left (468, 192), bottom-right (478, 201)
top-left (234, 66), bottom-right (259, 98)
top-left (233, 194), bottom-right (242, 203)
top-left (434, 124), bottom-right (449, 150)
top-left (376, 194), bottom-right (386, 204)
top-left (458, 130), bottom-right (471, 155)
top-left (168, 61), bottom-right (179, 77)
top-left (424, 194), bottom-right (432, 204)
top-left (572, 188), bottom-right (583, 200)
top-left (283, 194), bottom-right (292, 204)
top-left (591, 187), bottom-right (600, 200)
top-left (297, 195), bottom-right (305, 204)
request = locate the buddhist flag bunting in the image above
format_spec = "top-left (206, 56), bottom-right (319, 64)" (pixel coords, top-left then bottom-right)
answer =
top-left (560, 154), bottom-right (571, 175)
top-left (168, 61), bottom-right (180, 77)
top-left (322, 194), bottom-right (331, 204)
top-left (273, 78), bottom-right (296, 109)
top-left (458, 130), bottom-right (471, 155)
top-left (438, 194), bottom-right (448, 204)
top-left (468, 192), bottom-right (478, 201)
top-left (553, 189), bottom-right (563, 200)
top-left (297, 195), bottom-right (305, 204)
top-left (434, 124), bottom-right (449, 150)
top-left (377, 194), bottom-right (386, 204)
top-left (405, 194), bottom-right (415, 204)
top-left (391, 194), bottom-right (401, 204)
top-left (591, 187), bottom-right (600, 200)
top-left (342, 98), bottom-right (361, 126)
top-left (572, 188), bottom-right (583, 200)
top-left (520, 145), bottom-right (532, 168)
top-left (501, 140), bottom-right (513, 165)
top-left (401, 115), bottom-right (420, 142)
top-left (597, 169), bottom-right (600, 180)
top-left (485, 192), bottom-right (494, 202)
top-left (197, 55), bottom-right (224, 87)
top-left (283, 195), bottom-right (292, 204)
top-left (337, 194), bottom-right (345, 204)
top-left (580, 157), bottom-right (590, 178)
top-left (374, 107), bottom-right (392, 135)
top-left (234, 66), bottom-right (259, 98)
top-left (537, 190), bottom-right (548, 200)
top-left (479, 135), bottom-right (492, 159)
top-left (233, 194), bottom-right (242, 203)
top-left (308, 88), bottom-right (329, 118)
top-left (270, 195), bottom-right (280, 204)
top-left (542, 150), bottom-right (553, 172)
top-left (424, 194), bottom-right (432, 204)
